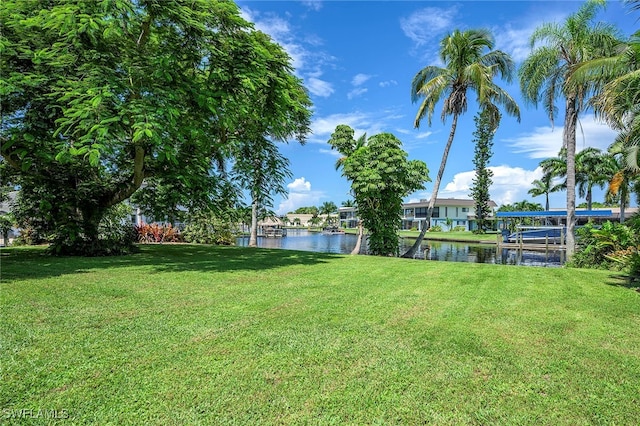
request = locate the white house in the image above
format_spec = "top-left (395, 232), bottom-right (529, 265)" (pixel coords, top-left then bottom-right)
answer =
top-left (338, 198), bottom-right (498, 232)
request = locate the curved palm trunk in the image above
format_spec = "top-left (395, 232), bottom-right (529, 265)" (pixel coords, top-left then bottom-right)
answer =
top-left (402, 114), bottom-right (459, 258)
top-left (351, 220), bottom-right (364, 255)
top-left (249, 199), bottom-right (258, 247)
top-left (564, 96), bottom-right (578, 259)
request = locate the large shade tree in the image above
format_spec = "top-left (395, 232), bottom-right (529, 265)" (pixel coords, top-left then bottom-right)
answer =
top-left (518, 0), bottom-right (621, 258)
top-left (403, 28), bottom-right (520, 258)
top-left (0, 0), bottom-right (311, 255)
top-left (328, 125), bottom-right (429, 257)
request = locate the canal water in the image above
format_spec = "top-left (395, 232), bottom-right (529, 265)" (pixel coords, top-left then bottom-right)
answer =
top-left (235, 229), bottom-right (565, 267)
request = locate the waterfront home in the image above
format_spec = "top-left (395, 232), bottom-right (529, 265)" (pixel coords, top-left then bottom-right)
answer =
top-left (338, 198), bottom-right (498, 232)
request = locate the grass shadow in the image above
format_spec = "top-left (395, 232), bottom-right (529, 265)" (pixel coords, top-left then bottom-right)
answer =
top-left (0, 244), bottom-right (343, 282)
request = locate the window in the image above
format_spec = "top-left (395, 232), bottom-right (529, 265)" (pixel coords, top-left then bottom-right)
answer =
top-left (461, 207), bottom-right (469, 213)
top-left (415, 207), bottom-right (439, 218)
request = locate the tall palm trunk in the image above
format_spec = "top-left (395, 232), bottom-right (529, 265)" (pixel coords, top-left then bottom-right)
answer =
top-left (564, 96), bottom-right (578, 259)
top-left (249, 198), bottom-right (258, 247)
top-left (402, 114), bottom-right (459, 258)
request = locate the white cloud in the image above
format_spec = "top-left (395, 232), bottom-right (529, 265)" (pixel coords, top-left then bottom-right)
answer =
top-left (309, 112), bottom-right (371, 142)
top-left (277, 177), bottom-right (325, 214)
top-left (287, 177), bottom-right (311, 192)
top-left (493, 11), bottom-right (568, 63)
top-left (379, 80), bottom-right (398, 88)
top-left (306, 77), bottom-right (334, 97)
top-left (319, 148), bottom-right (341, 158)
top-left (347, 87), bottom-right (368, 100)
top-left (493, 24), bottom-right (535, 63)
top-left (352, 73), bottom-right (372, 86)
top-left (416, 131), bottom-right (433, 139)
top-left (416, 165), bottom-right (542, 207)
top-left (301, 0), bottom-right (322, 11)
top-left (400, 7), bottom-right (458, 46)
top-left (505, 115), bottom-right (618, 159)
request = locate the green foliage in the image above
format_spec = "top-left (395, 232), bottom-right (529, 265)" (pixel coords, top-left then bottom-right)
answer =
top-left (182, 211), bottom-right (235, 245)
top-left (570, 217), bottom-right (640, 280)
top-left (0, 0), bottom-right (311, 255)
top-left (429, 225), bottom-right (443, 232)
top-left (470, 109), bottom-right (495, 232)
top-left (292, 206), bottom-right (319, 215)
top-left (50, 204), bottom-right (137, 256)
top-left (330, 126), bottom-right (429, 256)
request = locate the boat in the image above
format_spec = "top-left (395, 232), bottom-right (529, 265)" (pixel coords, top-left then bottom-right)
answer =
top-left (322, 226), bottom-right (345, 235)
top-left (505, 226), bottom-right (564, 244)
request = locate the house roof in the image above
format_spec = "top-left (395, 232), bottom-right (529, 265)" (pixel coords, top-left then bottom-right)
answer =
top-left (404, 198), bottom-right (497, 208)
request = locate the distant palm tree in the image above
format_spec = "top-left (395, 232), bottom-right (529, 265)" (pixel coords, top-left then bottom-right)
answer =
top-left (341, 199), bottom-right (356, 207)
top-left (575, 148), bottom-right (615, 211)
top-left (319, 201), bottom-right (337, 225)
top-left (528, 172), bottom-right (563, 211)
top-left (402, 28), bottom-right (520, 258)
top-left (519, 0), bottom-right (622, 258)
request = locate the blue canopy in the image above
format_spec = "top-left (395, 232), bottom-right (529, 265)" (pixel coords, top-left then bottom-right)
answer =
top-left (496, 210), bottom-right (612, 218)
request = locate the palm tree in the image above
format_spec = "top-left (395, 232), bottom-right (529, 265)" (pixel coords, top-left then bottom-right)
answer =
top-left (575, 147), bottom-right (615, 211)
top-left (519, 0), bottom-right (621, 258)
top-left (319, 201), bottom-right (337, 225)
top-left (402, 28), bottom-right (520, 258)
top-left (528, 172), bottom-right (563, 211)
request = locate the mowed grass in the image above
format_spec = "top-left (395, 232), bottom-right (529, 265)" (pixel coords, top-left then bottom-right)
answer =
top-left (1, 245), bottom-right (639, 425)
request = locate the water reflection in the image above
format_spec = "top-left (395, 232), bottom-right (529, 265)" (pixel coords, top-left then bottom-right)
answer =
top-left (236, 229), bottom-right (565, 267)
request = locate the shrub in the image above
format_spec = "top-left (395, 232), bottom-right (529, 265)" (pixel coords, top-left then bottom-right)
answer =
top-left (181, 212), bottom-right (235, 245)
top-left (429, 225), bottom-right (442, 232)
top-left (570, 219), bottom-right (640, 275)
top-left (135, 223), bottom-right (183, 243)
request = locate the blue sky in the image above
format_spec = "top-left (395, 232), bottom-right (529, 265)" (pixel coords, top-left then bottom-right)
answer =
top-left (236, 0), bottom-right (638, 214)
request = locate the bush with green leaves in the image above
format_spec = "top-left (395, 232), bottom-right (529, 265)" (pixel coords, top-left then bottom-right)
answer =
top-left (570, 217), bottom-right (640, 279)
top-left (182, 212), bottom-right (236, 246)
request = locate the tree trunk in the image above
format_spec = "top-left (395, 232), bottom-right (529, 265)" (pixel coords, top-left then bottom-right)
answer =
top-left (249, 199), bottom-right (258, 247)
top-left (564, 96), bottom-right (578, 259)
top-left (351, 220), bottom-right (363, 255)
top-left (402, 113), bottom-right (459, 258)
top-left (620, 182), bottom-right (627, 223)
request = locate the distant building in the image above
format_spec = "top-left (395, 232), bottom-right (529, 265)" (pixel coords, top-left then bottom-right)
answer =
top-left (338, 198), bottom-right (498, 232)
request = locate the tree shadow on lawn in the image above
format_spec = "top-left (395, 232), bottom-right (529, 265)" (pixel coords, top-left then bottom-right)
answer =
top-left (0, 244), bottom-right (342, 282)
top-left (605, 272), bottom-right (640, 292)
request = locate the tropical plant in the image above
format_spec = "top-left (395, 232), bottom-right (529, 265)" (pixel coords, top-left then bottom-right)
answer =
top-left (570, 217), bottom-right (640, 279)
top-left (519, 0), bottom-right (622, 258)
top-left (403, 28), bottom-right (520, 258)
top-left (329, 125), bottom-right (429, 256)
top-left (319, 201), bottom-right (338, 225)
top-left (528, 172), bottom-right (563, 211)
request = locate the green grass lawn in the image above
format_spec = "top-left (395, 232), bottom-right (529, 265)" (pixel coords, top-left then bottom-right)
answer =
top-left (2, 245), bottom-right (639, 425)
